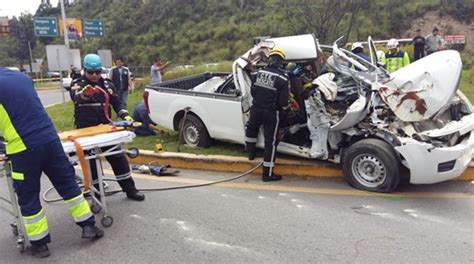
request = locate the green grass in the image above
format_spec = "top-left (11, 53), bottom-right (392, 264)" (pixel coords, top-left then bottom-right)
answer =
top-left (460, 67), bottom-right (474, 103)
top-left (34, 80), bottom-right (61, 90)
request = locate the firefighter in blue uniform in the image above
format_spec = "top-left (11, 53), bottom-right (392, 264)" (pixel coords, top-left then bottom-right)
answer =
top-left (0, 67), bottom-right (104, 258)
top-left (70, 54), bottom-right (145, 201)
top-left (245, 48), bottom-right (289, 182)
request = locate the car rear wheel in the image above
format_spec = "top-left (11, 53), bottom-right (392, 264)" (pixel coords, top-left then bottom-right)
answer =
top-left (342, 138), bottom-right (400, 193)
top-left (179, 114), bottom-right (211, 148)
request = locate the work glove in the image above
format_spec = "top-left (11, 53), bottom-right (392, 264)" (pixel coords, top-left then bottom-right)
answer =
top-left (81, 85), bottom-right (98, 97)
top-left (122, 115), bottom-right (142, 127)
top-left (288, 64), bottom-right (304, 77)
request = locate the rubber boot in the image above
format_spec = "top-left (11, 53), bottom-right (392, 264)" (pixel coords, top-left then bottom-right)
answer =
top-left (30, 244), bottom-right (50, 258)
top-left (262, 166), bottom-right (282, 182)
top-left (126, 189), bottom-right (145, 201)
top-left (246, 142), bottom-right (256, 161)
top-left (118, 178), bottom-right (145, 201)
top-left (82, 225), bottom-right (105, 239)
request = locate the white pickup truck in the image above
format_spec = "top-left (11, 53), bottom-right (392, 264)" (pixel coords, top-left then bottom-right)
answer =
top-left (144, 34), bottom-right (474, 192)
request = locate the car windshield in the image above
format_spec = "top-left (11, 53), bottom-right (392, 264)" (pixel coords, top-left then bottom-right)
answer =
top-left (330, 39), bottom-right (390, 84)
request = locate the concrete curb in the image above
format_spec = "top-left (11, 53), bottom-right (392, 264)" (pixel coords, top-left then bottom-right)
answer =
top-left (130, 150), bottom-right (474, 181)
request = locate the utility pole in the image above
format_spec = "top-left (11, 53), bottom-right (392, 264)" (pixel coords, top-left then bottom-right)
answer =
top-left (59, 0), bottom-right (69, 103)
top-left (59, 0), bottom-right (69, 48)
top-left (27, 40), bottom-right (33, 74)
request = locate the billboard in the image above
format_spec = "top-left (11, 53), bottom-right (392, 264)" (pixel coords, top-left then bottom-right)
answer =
top-left (58, 18), bottom-right (82, 39)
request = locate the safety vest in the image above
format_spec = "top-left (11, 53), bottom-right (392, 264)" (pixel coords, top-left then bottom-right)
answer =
top-left (383, 50), bottom-right (410, 73)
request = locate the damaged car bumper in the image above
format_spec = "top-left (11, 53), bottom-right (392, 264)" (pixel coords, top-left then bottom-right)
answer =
top-left (395, 132), bottom-right (474, 184)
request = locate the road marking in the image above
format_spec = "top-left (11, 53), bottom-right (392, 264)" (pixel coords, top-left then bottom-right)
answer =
top-left (124, 171), bottom-right (474, 200)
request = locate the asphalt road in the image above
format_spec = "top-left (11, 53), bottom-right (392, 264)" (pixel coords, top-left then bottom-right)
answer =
top-left (37, 88), bottom-right (70, 107)
top-left (1, 168), bottom-right (473, 263)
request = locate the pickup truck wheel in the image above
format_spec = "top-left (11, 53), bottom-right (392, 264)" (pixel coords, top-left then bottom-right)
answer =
top-left (342, 138), bottom-right (400, 193)
top-left (180, 115), bottom-right (211, 148)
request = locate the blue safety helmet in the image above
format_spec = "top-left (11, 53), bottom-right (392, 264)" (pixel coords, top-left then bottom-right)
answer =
top-left (83, 54), bottom-right (102, 70)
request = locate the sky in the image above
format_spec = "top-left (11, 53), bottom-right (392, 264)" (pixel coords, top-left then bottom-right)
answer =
top-left (0, 0), bottom-right (43, 18)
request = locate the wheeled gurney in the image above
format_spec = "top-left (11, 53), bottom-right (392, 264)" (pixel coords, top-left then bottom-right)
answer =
top-left (59, 125), bottom-right (139, 227)
top-left (2, 125), bottom-right (139, 252)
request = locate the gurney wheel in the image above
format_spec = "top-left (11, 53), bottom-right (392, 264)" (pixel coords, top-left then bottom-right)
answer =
top-left (126, 148), bottom-right (139, 158)
top-left (90, 203), bottom-right (102, 214)
top-left (101, 216), bottom-right (113, 228)
top-left (10, 223), bottom-right (18, 236)
top-left (17, 238), bottom-right (26, 253)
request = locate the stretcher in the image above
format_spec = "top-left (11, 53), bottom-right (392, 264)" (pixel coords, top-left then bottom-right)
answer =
top-left (58, 124), bottom-right (138, 228)
top-left (2, 124), bottom-right (139, 252)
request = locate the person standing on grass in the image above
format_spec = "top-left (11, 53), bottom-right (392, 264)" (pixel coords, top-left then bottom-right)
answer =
top-left (150, 54), bottom-right (171, 85)
top-left (109, 57), bottom-right (133, 109)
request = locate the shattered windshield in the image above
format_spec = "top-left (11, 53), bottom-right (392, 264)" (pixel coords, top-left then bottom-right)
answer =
top-left (329, 40), bottom-right (390, 85)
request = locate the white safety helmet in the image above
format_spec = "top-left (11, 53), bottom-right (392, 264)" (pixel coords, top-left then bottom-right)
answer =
top-left (351, 42), bottom-right (363, 51)
top-left (387, 38), bottom-right (399, 49)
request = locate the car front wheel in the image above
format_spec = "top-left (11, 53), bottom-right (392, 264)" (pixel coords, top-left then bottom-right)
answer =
top-left (179, 114), bottom-right (211, 148)
top-left (342, 138), bottom-right (400, 193)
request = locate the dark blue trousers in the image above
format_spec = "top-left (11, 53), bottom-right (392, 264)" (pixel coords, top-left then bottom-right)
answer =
top-left (10, 139), bottom-right (94, 244)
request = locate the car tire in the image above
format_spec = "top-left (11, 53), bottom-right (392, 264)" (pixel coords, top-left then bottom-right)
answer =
top-left (179, 114), bottom-right (211, 148)
top-left (342, 138), bottom-right (400, 193)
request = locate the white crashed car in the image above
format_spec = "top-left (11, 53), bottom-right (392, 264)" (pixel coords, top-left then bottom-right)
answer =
top-left (145, 34), bottom-right (474, 192)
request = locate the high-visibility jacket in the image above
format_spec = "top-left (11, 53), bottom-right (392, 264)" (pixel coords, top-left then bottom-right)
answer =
top-left (0, 67), bottom-right (58, 154)
top-left (382, 49), bottom-right (410, 73)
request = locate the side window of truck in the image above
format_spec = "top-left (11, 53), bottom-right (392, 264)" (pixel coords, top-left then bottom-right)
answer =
top-left (215, 76), bottom-right (241, 96)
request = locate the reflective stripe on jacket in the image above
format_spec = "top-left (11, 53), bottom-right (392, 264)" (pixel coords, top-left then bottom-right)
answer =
top-left (382, 50), bottom-right (410, 73)
top-left (0, 68), bottom-right (58, 154)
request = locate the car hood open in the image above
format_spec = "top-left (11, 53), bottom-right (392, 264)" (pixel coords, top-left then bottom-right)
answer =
top-left (377, 50), bottom-right (462, 122)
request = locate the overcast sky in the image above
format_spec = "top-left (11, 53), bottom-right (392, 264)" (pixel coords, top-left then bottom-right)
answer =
top-left (0, 0), bottom-right (43, 18)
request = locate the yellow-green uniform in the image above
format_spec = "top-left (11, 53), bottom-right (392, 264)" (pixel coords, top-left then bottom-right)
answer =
top-left (382, 49), bottom-right (410, 73)
top-left (0, 67), bottom-right (94, 246)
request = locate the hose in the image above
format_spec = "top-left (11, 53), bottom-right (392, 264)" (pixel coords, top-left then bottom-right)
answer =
top-left (42, 161), bottom-right (263, 203)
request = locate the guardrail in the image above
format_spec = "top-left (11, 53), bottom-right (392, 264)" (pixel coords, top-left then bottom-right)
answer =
top-left (33, 77), bottom-right (61, 82)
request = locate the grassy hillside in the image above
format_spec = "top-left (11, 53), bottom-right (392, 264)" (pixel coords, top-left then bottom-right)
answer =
top-left (5, 0), bottom-right (467, 69)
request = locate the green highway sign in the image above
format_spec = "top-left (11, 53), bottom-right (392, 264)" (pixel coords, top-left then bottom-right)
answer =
top-left (34, 17), bottom-right (58, 37)
top-left (83, 19), bottom-right (104, 37)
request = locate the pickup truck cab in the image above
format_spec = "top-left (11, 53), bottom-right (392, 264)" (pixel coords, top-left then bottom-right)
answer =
top-left (145, 34), bottom-right (474, 192)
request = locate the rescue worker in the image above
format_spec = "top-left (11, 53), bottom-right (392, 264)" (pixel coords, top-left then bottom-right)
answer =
top-left (245, 47), bottom-right (289, 182)
top-left (132, 100), bottom-right (160, 136)
top-left (351, 42), bottom-right (371, 62)
top-left (0, 67), bottom-right (104, 258)
top-left (71, 54), bottom-right (145, 201)
top-left (109, 57), bottom-right (133, 109)
top-left (382, 38), bottom-right (410, 73)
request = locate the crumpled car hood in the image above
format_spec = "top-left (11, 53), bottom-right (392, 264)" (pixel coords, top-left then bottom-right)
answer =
top-left (377, 50), bottom-right (462, 122)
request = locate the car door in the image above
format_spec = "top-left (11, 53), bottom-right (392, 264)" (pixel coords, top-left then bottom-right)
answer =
top-left (236, 34), bottom-right (320, 150)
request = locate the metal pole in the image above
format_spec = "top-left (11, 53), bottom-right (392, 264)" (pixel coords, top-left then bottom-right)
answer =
top-left (59, 0), bottom-right (69, 48)
top-left (27, 41), bottom-right (33, 74)
top-left (57, 49), bottom-right (66, 103)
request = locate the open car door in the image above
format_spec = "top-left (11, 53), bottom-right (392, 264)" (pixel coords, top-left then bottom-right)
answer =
top-left (367, 36), bottom-right (378, 65)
